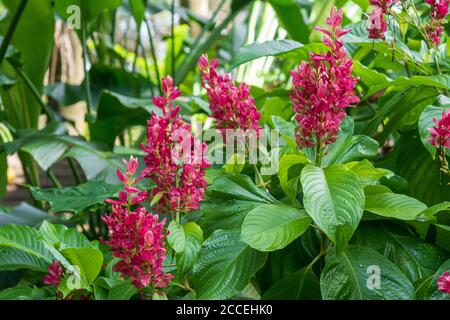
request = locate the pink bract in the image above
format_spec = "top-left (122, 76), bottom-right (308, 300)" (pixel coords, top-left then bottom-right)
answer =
top-left (437, 271), bottom-right (450, 294)
top-left (198, 54), bottom-right (261, 135)
top-left (290, 7), bottom-right (359, 149)
top-left (141, 76), bottom-right (210, 214)
top-left (428, 110), bottom-right (450, 149)
top-left (43, 261), bottom-right (64, 287)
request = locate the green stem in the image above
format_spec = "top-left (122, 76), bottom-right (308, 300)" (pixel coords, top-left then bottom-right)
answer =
top-left (67, 158), bottom-right (82, 184)
top-left (46, 169), bottom-right (62, 188)
top-left (174, 11), bottom-right (239, 84)
top-left (144, 18), bottom-right (161, 91)
top-left (178, 0), bottom-right (226, 72)
top-left (315, 139), bottom-right (323, 167)
top-left (171, 0), bottom-right (175, 77)
top-left (81, 0), bottom-right (94, 119)
top-left (8, 59), bottom-right (56, 121)
top-left (0, 0), bottom-right (28, 68)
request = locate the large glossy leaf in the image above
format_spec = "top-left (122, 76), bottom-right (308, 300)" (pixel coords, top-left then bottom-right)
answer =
top-left (320, 245), bottom-right (415, 300)
top-left (268, 0), bottom-right (309, 43)
top-left (322, 118), bottom-right (379, 167)
top-left (395, 131), bottom-right (450, 206)
top-left (0, 0), bottom-right (54, 129)
top-left (0, 203), bottom-right (54, 226)
top-left (89, 90), bottom-right (156, 148)
top-left (0, 225), bottom-right (53, 266)
top-left (199, 175), bottom-right (278, 237)
top-left (277, 152), bottom-right (308, 203)
top-left (301, 164), bottom-right (365, 253)
top-left (30, 181), bottom-right (121, 213)
top-left (230, 40), bottom-right (303, 70)
top-left (191, 230), bottom-right (267, 299)
top-left (262, 266), bottom-right (321, 300)
top-left (418, 104), bottom-right (450, 158)
top-left (0, 248), bottom-right (48, 272)
top-left (61, 247), bottom-right (103, 287)
top-left (241, 204), bottom-right (312, 252)
top-left (353, 223), bottom-right (448, 283)
top-left (364, 193), bottom-right (428, 220)
top-left (167, 220), bottom-right (186, 253)
top-left (39, 221), bottom-right (93, 250)
top-left (176, 222), bottom-right (203, 279)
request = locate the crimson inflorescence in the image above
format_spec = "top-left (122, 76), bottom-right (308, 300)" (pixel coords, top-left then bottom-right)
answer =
top-left (290, 7), bottom-right (360, 149)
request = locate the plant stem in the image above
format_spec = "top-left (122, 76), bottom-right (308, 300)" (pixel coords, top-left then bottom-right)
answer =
top-left (81, 0), bottom-right (94, 119)
top-left (8, 59), bottom-right (56, 121)
top-left (171, 0), bottom-right (175, 77)
top-left (144, 18), bottom-right (161, 91)
top-left (315, 139), bottom-right (323, 167)
top-left (0, 0), bottom-right (28, 68)
top-left (67, 158), bottom-right (82, 184)
top-left (46, 169), bottom-right (62, 188)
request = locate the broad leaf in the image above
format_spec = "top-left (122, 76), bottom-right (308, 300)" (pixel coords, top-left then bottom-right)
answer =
top-left (321, 245), bottom-right (415, 300)
top-left (176, 222), bottom-right (203, 279)
top-left (278, 152), bottom-right (308, 203)
top-left (301, 164), bottom-right (365, 253)
top-left (191, 230), bottom-right (267, 299)
top-left (353, 223), bottom-right (448, 283)
top-left (241, 204), bottom-right (312, 252)
top-left (61, 247), bottom-right (103, 287)
top-left (262, 267), bottom-right (321, 300)
top-left (31, 181), bottom-right (121, 213)
top-left (364, 193), bottom-right (428, 220)
top-left (230, 40), bottom-right (303, 70)
top-left (167, 220), bottom-right (186, 253)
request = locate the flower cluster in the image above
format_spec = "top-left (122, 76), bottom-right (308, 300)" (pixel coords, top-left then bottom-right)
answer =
top-left (141, 76), bottom-right (210, 214)
top-left (425, 0), bottom-right (449, 46)
top-left (43, 261), bottom-right (64, 287)
top-left (438, 271), bottom-right (450, 294)
top-left (102, 157), bottom-right (173, 289)
top-left (290, 7), bottom-right (360, 149)
top-left (428, 110), bottom-right (450, 149)
top-left (367, 0), bottom-right (397, 39)
top-left (198, 54), bottom-right (261, 135)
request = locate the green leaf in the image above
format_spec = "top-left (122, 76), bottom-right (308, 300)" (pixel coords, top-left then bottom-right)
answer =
top-left (89, 90), bottom-right (155, 148)
top-left (167, 220), bottom-right (186, 253)
top-left (395, 131), bottom-right (450, 206)
top-left (418, 104), bottom-right (450, 158)
top-left (364, 193), bottom-right (428, 220)
top-left (278, 152), bottom-right (308, 203)
top-left (199, 175), bottom-right (278, 237)
top-left (426, 259), bottom-right (450, 300)
top-left (322, 118), bottom-right (379, 167)
top-left (0, 0), bottom-right (54, 129)
top-left (0, 224), bottom-right (52, 264)
top-left (54, 0), bottom-right (121, 22)
top-left (346, 160), bottom-right (391, 187)
top-left (30, 181), bottom-right (121, 213)
top-left (271, 115), bottom-right (297, 149)
top-left (241, 204), bottom-right (312, 252)
top-left (0, 286), bottom-right (33, 300)
top-left (0, 248), bottom-right (48, 272)
top-left (129, 0), bottom-right (145, 27)
top-left (39, 221), bottom-right (93, 250)
top-left (107, 280), bottom-right (138, 300)
top-left (353, 223), bottom-right (448, 283)
top-left (321, 245), bottom-right (415, 300)
top-left (192, 230), bottom-right (267, 299)
top-left (262, 267), bottom-right (321, 300)
top-left (61, 247), bottom-right (103, 287)
top-left (301, 164), bottom-right (365, 253)
top-left (0, 202), bottom-right (54, 226)
top-left (418, 201), bottom-right (450, 220)
top-left (268, 0), bottom-right (309, 43)
top-left (176, 222), bottom-right (203, 279)
top-left (230, 39), bottom-right (303, 70)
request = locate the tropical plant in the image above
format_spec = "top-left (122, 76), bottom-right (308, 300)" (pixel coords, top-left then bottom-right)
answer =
top-left (0, 0), bottom-right (449, 301)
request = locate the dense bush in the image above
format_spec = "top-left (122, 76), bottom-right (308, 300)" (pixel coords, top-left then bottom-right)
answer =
top-left (0, 0), bottom-right (450, 300)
